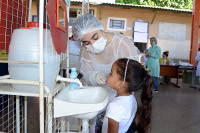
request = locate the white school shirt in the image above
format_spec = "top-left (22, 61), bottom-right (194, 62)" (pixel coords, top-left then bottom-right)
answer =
top-left (102, 94), bottom-right (137, 133)
top-left (163, 59), bottom-right (166, 65)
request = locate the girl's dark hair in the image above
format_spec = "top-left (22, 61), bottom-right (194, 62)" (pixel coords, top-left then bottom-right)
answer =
top-left (163, 51), bottom-right (169, 57)
top-left (115, 58), bottom-right (154, 133)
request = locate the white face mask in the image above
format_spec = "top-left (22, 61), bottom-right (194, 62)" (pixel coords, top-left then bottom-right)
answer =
top-left (85, 36), bottom-right (107, 54)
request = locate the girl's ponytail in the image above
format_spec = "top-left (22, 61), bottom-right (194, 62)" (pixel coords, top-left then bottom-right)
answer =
top-left (137, 74), bottom-right (154, 133)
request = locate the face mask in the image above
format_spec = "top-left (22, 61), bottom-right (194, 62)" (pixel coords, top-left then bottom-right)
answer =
top-left (85, 36), bottom-right (107, 54)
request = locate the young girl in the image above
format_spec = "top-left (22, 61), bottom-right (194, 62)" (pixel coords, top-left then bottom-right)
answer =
top-left (102, 58), bottom-right (154, 133)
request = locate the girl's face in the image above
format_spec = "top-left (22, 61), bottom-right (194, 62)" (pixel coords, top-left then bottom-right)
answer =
top-left (107, 63), bottom-right (122, 90)
top-left (81, 30), bottom-right (103, 46)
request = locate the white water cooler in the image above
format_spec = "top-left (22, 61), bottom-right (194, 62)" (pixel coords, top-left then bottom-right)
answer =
top-left (8, 22), bottom-right (60, 91)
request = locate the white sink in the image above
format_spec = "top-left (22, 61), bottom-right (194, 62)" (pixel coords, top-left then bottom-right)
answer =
top-left (54, 85), bottom-right (109, 119)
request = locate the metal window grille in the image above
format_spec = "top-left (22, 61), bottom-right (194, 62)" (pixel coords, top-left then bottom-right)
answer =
top-left (109, 19), bottom-right (125, 29)
top-left (0, 0), bottom-right (29, 53)
top-left (0, 1), bottom-right (29, 132)
top-left (0, 95), bottom-right (25, 133)
top-left (45, 83), bottom-right (65, 133)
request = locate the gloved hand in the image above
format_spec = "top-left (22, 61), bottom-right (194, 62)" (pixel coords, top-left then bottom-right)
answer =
top-left (95, 73), bottom-right (106, 84)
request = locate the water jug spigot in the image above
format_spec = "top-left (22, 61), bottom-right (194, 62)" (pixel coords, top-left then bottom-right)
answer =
top-left (55, 75), bottom-right (83, 88)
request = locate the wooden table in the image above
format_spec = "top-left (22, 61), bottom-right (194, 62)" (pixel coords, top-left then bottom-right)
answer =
top-left (160, 65), bottom-right (179, 87)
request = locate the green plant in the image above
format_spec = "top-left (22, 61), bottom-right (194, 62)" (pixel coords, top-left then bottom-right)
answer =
top-left (115, 0), bottom-right (193, 10)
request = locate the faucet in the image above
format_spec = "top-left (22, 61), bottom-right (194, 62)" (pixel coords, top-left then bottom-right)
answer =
top-left (55, 75), bottom-right (83, 88)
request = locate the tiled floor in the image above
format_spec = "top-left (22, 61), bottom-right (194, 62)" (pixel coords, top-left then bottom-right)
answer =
top-left (135, 79), bottom-right (200, 133)
top-left (27, 79), bottom-right (200, 133)
top-left (27, 97), bottom-right (40, 133)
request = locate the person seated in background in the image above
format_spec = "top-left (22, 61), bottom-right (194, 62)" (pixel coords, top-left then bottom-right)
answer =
top-left (159, 51), bottom-right (169, 65)
top-left (159, 51), bottom-right (170, 84)
top-left (140, 49), bottom-right (148, 66)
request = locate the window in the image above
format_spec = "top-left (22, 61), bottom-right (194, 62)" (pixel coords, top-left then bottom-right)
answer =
top-left (57, 0), bottom-right (67, 32)
top-left (69, 9), bottom-right (94, 27)
top-left (133, 21), bottom-right (149, 52)
top-left (109, 20), bottom-right (124, 29)
top-left (32, 15), bottom-right (38, 22)
top-left (107, 17), bottom-right (127, 31)
top-left (133, 21), bottom-right (148, 43)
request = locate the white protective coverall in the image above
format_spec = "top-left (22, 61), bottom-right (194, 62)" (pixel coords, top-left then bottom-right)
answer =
top-left (79, 32), bottom-right (140, 106)
top-left (79, 32), bottom-right (140, 89)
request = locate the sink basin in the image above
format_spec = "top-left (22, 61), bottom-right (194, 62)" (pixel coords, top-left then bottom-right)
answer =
top-left (54, 85), bottom-right (109, 119)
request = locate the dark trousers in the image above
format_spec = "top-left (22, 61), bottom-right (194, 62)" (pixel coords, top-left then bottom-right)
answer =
top-left (153, 77), bottom-right (159, 91)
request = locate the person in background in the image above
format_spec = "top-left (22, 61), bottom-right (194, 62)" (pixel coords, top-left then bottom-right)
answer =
top-left (159, 51), bottom-right (170, 84)
top-left (140, 49), bottom-right (148, 65)
top-left (72, 13), bottom-right (140, 133)
top-left (145, 37), bottom-right (161, 93)
top-left (195, 48), bottom-right (200, 84)
top-left (159, 51), bottom-right (169, 65)
top-left (102, 58), bottom-right (154, 133)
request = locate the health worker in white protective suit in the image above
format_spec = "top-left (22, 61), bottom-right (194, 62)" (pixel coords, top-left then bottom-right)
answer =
top-left (72, 13), bottom-right (140, 133)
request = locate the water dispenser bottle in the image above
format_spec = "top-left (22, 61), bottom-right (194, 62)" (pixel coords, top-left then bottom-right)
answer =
top-left (70, 68), bottom-right (79, 89)
top-left (170, 59), bottom-right (174, 65)
top-left (8, 22), bottom-right (60, 91)
top-left (179, 59), bottom-right (182, 65)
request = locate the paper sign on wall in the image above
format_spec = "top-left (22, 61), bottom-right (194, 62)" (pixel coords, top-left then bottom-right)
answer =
top-left (127, 27), bottom-right (132, 30)
top-left (134, 21), bottom-right (148, 33)
top-left (134, 32), bottom-right (148, 43)
top-left (133, 21), bottom-right (148, 43)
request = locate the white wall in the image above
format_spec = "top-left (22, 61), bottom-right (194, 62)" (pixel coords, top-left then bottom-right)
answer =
top-left (147, 39), bottom-right (190, 60)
